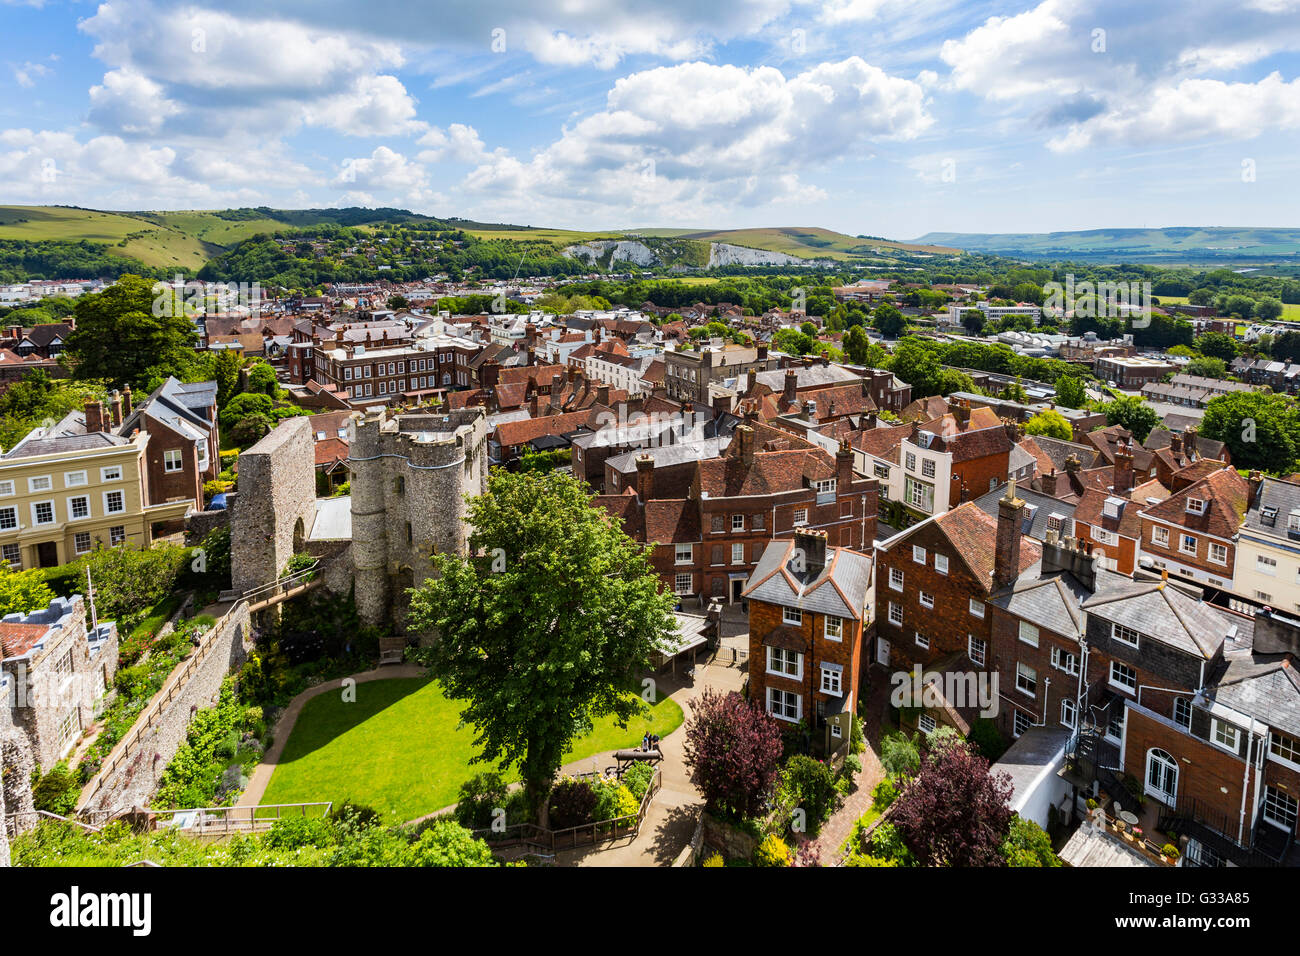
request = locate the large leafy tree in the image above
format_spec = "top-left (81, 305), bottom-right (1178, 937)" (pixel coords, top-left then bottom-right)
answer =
top-left (1201, 391), bottom-right (1300, 474)
top-left (873, 302), bottom-right (906, 338)
top-left (1194, 331), bottom-right (1239, 361)
top-left (1024, 409), bottom-right (1073, 441)
top-left (0, 566), bottom-right (55, 617)
top-left (889, 739), bottom-right (1014, 867)
top-left (1098, 395), bottom-right (1161, 443)
top-left (1054, 374), bottom-right (1087, 409)
top-left (65, 275), bottom-right (198, 390)
top-left (682, 688), bottom-right (784, 820)
top-left (406, 470), bottom-right (676, 817)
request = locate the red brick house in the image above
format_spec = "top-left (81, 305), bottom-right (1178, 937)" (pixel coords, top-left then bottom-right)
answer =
top-left (1137, 466), bottom-right (1248, 592)
top-left (743, 529), bottom-right (874, 754)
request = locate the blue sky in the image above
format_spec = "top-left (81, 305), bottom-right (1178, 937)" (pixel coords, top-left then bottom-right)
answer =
top-left (2, 0), bottom-right (1299, 239)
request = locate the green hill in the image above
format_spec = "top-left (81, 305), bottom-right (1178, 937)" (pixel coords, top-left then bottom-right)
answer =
top-left (913, 226), bottom-right (1300, 263)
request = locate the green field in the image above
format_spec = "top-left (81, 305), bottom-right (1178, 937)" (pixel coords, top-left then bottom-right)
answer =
top-left (259, 677), bottom-right (684, 822)
top-left (675, 226), bottom-right (962, 258)
top-left (915, 226), bottom-right (1300, 263)
top-left (1155, 294), bottom-right (1300, 320)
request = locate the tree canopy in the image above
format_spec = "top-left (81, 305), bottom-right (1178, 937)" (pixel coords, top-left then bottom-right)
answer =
top-left (406, 470), bottom-right (676, 816)
top-left (65, 274), bottom-right (199, 390)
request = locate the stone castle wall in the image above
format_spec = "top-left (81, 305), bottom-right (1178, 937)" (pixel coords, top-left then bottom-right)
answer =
top-left (231, 418), bottom-right (315, 595)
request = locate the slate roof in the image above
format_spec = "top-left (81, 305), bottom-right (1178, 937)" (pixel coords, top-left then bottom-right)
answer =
top-left (1243, 476), bottom-right (1300, 537)
top-left (1209, 655), bottom-right (1300, 738)
top-left (991, 572), bottom-right (1090, 639)
top-left (1022, 434), bottom-right (1101, 473)
top-left (1081, 579), bottom-right (1240, 659)
top-left (751, 364), bottom-right (860, 392)
top-left (743, 538), bottom-right (872, 620)
top-left (972, 484), bottom-right (1076, 541)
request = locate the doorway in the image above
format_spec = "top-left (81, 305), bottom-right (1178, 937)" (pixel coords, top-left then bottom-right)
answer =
top-left (36, 541), bottom-right (58, 568)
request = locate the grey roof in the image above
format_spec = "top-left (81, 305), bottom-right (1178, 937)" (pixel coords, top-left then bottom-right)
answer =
top-left (1027, 434), bottom-right (1100, 472)
top-left (1209, 655), bottom-right (1300, 738)
top-left (751, 364), bottom-right (860, 391)
top-left (972, 484), bottom-right (1076, 541)
top-left (743, 539), bottom-right (872, 620)
top-left (993, 726), bottom-right (1072, 815)
top-left (606, 439), bottom-right (723, 474)
top-left (1081, 579), bottom-right (1240, 659)
top-left (992, 573), bottom-right (1087, 639)
top-left (1241, 476), bottom-right (1300, 538)
top-left (3, 417), bottom-right (126, 458)
top-left (1007, 441), bottom-right (1037, 475)
top-left (308, 495), bottom-right (352, 540)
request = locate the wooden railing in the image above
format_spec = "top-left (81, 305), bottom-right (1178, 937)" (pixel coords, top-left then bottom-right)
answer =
top-left (76, 601), bottom-right (247, 812)
top-left (4, 809), bottom-right (103, 838)
top-left (152, 802), bottom-right (332, 836)
top-left (244, 562), bottom-right (319, 610)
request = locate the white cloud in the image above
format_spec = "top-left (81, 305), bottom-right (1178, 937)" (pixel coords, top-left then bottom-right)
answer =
top-left (11, 61), bottom-right (51, 88)
top-left (334, 146), bottom-right (427, 193)
top-left (88, 69), bottom-right (182, 135)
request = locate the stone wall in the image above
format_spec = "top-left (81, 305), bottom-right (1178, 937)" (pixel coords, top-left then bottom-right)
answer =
top-left (84, 602), bottom-right (252, 814)
top-left (700, 811), bottom-right (758, 862)
top-left (185, 505), bottom-right (231, 543)
top-left (0, 729), bottom-right (37, 867)
top-left (231, 418), bottom-right (315, 595)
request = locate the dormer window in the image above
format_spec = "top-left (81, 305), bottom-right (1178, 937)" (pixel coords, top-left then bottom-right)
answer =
top-left (1262, 506), bottom-right (1278, 526)
top-left (1289, 511), bottom-right (1300, 534)
top-left (1186, 498), bottom-right (1206, 515)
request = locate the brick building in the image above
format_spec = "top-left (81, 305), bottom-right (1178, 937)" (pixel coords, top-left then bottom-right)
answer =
top-left (744, 529), bottom-right (874, 754)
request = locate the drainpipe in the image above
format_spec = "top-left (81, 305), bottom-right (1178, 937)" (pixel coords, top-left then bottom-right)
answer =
top-left (1238, 714), bottom-right (1261, 846)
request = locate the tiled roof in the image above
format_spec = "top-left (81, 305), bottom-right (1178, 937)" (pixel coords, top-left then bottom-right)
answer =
top-left (1140, 467), bottom-right (1248, 539)
top-left (0, 622), bottom-right (47, 659)
top-left (932, 501), bottom-right (1042, 590)
top-left (1082, 579), bottom-right (1240, 659)
top-left (744, 538), bottom-right (872, 620)
top-left (492, 408), bottom-right (599, 448)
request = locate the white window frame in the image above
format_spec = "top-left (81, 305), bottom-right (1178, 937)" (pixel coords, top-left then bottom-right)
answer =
top-left (783, 606), bottom-right (803, 626)
top-left (30, 500), bottom-right (55, 526)
top-left (919, 591), bottom-right (934, 609)
top-left (102, 490), bottom-right (125, 515)
top-left (73, 531), bottom-right (92, 555)
top-left (163, 448), bottom-right (184, 473)
top-left (968, 635), bottom-right (986, 666)
top-left (674, 544), bottom-right (692, 565)
top-left (1013, 711), bottom-right (1031, 738)
top-left (27, 475), bottom-right (52, 493)
top-left (100, 465), bottom-right (122, 482)
top-left (1152, 526), bottom-right (1169, 548)
top-left (914, 630), bottom-right (930, 650)
top-left (109, 525), bottom-right (126, 546)
top-left (820, 664), bottom-right (842, 695)
top-left (1109, 660), bottom-right (1137, 692)
top-left (731, 514), bottom-right (744, 532)
top-left (63, 470), bottom-right (87, 488)
top-left (0, 505), bottom-right (17, 531)
top-left (824, 616), bottom-right (843, 641)
top-left (1269, 730), bottom-right (1300, 771)
top-left (1015, 662), bottom-right (1037, 697)
top-left (1209, 542), bottom-right (1228, 566)
top-left (918, 713), bottom-right (937, 734)
top-left (1258, 555), bottom-right (1278, 575)
top-left (1111, 622), bottom-right (1140, 649)
top-left (67, 495), bottom-right (90, 522)
top-left (1, 542), bottom-right (19, 567)
top-left (889, 567), bottom-right (904, 592)
top-left (912, 545), bottom-right (926, 564)
top-left (792, 508), bottom-right (808, 526)
top-left (674, 572), bottom-right (692, 595)
top-left (731, 543), bottom-right (744, 565)
top-left (935, 554), bottom-right (949, 575)
top-left (969, 598), bottom-right (985, 619)
top-left (888, 602), bottom-right (903, 627)
top-left (767, 687), bottom-right (802, 723)
top-left (767, 646), bottom-right (803, 680)
top-left (1061, 698), bottom-right (1077, 729)
top-left (1051, 646), bottom-right (1079, 676)
top-left (1179, 533), bottom-right (1197, 556)
top-left (1211, 719), bottom-right (1240, 751)
top-left (1019, 621), bottom-right (1039, 647)
top-left (0, 480), bottom-right (13, 497)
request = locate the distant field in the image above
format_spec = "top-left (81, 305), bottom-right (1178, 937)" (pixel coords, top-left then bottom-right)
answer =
top-left (461, 227), bottom-right (618, 243)
top-left (0, 206), bottom-right (147, 242)
top-left (675, 226), bottom-right (962, 259)
top-left (1156, 294), bottom-right (1300, 320)
top-left (915, 226), bottom-right (1300, 263)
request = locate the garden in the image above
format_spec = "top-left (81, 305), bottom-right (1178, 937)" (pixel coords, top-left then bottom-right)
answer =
top-left (258, 675), bottom-right (683, 823)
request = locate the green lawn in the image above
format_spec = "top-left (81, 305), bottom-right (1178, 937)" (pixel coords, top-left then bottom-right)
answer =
top-left (259, 677), bottom-right (683, 822)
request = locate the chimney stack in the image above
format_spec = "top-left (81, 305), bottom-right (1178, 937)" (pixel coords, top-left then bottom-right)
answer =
top-left (736, 424), bottom-right (755, 464)
top-left (1064, 454), bottom-right (1081, 475)
top-left (1170, 432), bottom-right (1183, 456)
top-left (784, 369), bottom-right (798, 402)
top-left (1186, 426), bottom-right (1199, 457)
top-left (84, 398), bottom-right (105, 433)
top-left (1248, 470), bottom-right (1264, 508)
top-left (953, 399), bottom-right (970, 427)
top-left (837, 437), bottom-right (854, 487)
top-left (1114, 440), bottom-right (1135, 494)
top-left (635, 454), bottom-right (655, 501)
top-left (108, 390), bottom-right (123, 428)
top-left (122, 384), bottom-right (132, 416)
top-left (793, 528), bottom-right (828, 579)
top-left (596, 384), bottom-right (610, 407)
top-left (1040, 468), bottom-right (1058, 497)
top-left (995, 479), bottom-right (1025, 588)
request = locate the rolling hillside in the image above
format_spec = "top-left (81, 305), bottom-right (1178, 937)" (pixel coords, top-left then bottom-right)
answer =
top-left (913, 226), bottom-right (1300, 263)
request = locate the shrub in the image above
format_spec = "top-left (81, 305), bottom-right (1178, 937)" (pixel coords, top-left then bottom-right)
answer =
top-left (401, 819), bottom-right (496, 867)
top-left (621, 762), bottom-right (656, 804)
top-left (703, 852), bottom-right (724, 867)
top-left (842, 753), bottom-right (862, 778)
top-left (592, 781), bottom-right (638, 824)
top-left (866, 821), bottom-right (915, 866)
top-left (1001, 815), bottom-right (1060, 867)
top-left (778, 755), bottom-right (839, 832)
top-left (682, 688), bottom-right (783, 821)
top-left (327, 800), bottom-right (382, 835)
top-left (872, 777), bottom-right (900, 812)
top-left (547, 779), bottom-right (597, 830)
top-left (454, 772), bottom-right (509, 830)
top-left (32, 764), bottom-right (80, 816)
top-left (880, 731), bottom-right (921, 777)
top-left (753, 833), bottom-right (790, 867)
top-left (263, 816), bottom-right (336, 850)
top-left (969, 718), bottom-right (1009, 762)
top-left (1162, 843), bottom-right (1180, 860)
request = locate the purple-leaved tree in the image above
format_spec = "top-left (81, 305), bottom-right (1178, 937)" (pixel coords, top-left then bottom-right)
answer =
top-left (682, 688), bottom-right (783, 820)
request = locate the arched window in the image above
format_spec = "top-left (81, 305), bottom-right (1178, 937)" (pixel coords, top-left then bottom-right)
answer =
top-left (1145, 748), bottom-right (1179, 805)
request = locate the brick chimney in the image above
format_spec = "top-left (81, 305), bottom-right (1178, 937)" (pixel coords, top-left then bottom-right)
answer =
top-left (1114, 440), bottom-right (1134, 494)
top-left (792, 528), bottom-right (828, 579)
top-left (596, 384), bottom-right (610, 407)
top-left (820, 350), bottom-right (830, 367)
top-left (108, 390), bottom-right (123, 428)
top-left (837, 437), bottom-right (854, 487)
top-left (481, 359), bottom-right (500, 390)
top-left (84, 398), bottom-right (105, 433)
top-left (122, 384), bottom-right (132, 416)
top-left (1040, 468), bottom-right (1058, 497)
top-left (757, 344), bottom-right (768, 361)
top-left (1248, 470), bottom-right (1264, 508)
top-left (784, 369), bottom-right (798, 403)
top-left (1170, 432), bottom-right (1183, 455)
top-left (1064, 454), bottom-right (1081, 475)
top-left (528, 391), bottom-right (539, 417)
top-left (635, 454), bottom-right (654, 501)
top-left (953, 399), bottom-right (970, 427)
top-left (995, 479), bottom-right (1026, 588)
top-left (735, 424), bottom-right (755, 463)
top-left (1185, 426), bottom-right (1199, 457)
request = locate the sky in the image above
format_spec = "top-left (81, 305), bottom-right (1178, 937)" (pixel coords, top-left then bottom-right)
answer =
top-left (1, 0), bottom-right (1299, 239)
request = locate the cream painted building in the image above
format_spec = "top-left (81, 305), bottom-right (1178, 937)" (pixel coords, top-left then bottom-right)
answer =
top-left (0, 424), bottom-right (189, 570)
top-left (1232, 476), bottom-right (1300, 614)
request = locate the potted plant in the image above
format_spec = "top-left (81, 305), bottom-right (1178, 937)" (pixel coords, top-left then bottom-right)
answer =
top-left (1130, 825), bottom-right (1143, 845)
top-left (1161, 843), bottom-right (1180, 864)
top-left (1086, 798), bottom-right (1097, 811)
top-left (1114, 818), bottom-right (1127, 835)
